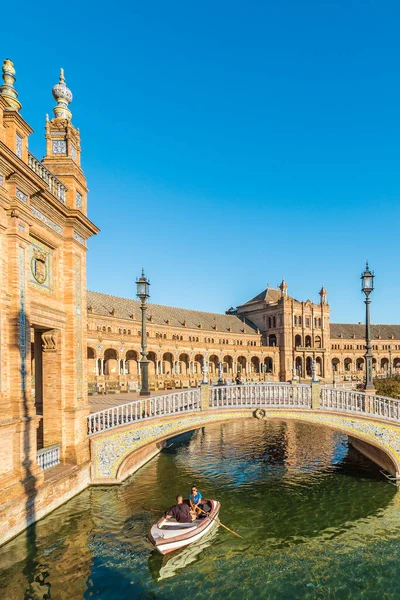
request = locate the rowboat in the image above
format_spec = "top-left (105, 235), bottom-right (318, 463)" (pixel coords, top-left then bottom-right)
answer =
top-left (149, 524), bottom-right (219, 581)
top-left (149, 500), bottom-right (220, 555)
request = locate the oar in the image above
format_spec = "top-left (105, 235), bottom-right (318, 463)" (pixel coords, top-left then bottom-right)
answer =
top-left (197, 505), bottom-right (243, 539)
top-left (143, 506), bottom-right (164, 514)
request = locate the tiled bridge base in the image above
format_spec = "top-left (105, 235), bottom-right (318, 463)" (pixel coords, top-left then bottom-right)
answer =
top-left (90, 409), bottom-right (400, 484)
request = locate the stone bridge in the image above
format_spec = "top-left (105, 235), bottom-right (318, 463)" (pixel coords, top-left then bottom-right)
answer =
top-left (87, 382), bottom-right (400, 484)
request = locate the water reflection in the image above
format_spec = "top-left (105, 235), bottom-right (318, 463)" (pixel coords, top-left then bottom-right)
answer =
top-left (0, 420), bottom-right (399, 600)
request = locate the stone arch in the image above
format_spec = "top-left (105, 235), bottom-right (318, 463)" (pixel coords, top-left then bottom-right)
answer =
top-left (223, 355), bottom-right (233, 376)
top-left (126, 350), bottom-right (139, 377)
top-left (306, 356), bottom-right (312, 376)
top-left (237, 355), bottom-right (247, 374)
top-left (344, 358), bottom-right (352, 372)
top-left (269, 334), bottom-right (277, 347)
top-left (294, 334), bottom-right (302, 348)
top-left (87, 347), bottom-right (97, 379)
top-left (104, 348), bottom-right (118, 377)
top-left (251, 356), bottom-right (260, 374)
top-left (356, 357), bottom-right (364, 371)
top-left (381, 357), bottom-right (389, 372)
top-left (90, 408), bottom-right (400, 483)
top-left (209, 354), bottom-right (219, 375)
top-left (295, 356), bottom-right (302, 375)
top-left (163, 352), bottom-right (174, 377)
top-left (305, 335), bottom-right (312, 348)
top-left (264, 357), bottom-right (273, 373)
top-left (394, 358), bottom-right (400, 372)
top-left (179, 353), bottom-right (190, 376)
top-left (315, 356), bottom-right (322, 376)
top-left (148, 351), bottom-right (157, 377)
top-left (194, 354), bottom-right (204, 375)
top-left (315, 335), bottom-right (322, 349)
top-left (332, 357), bottom-right (340, 372)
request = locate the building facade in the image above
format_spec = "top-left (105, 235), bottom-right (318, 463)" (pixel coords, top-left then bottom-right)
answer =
top-left (1, 57), bottom-right (400, 545)
top-left (0, 59), bottom-right (98, 544)
top-left (86, 281), bottom-right (400, 392)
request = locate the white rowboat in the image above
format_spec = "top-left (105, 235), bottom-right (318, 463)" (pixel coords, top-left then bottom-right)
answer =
top-left (149, 500), bottom-right (220, 555)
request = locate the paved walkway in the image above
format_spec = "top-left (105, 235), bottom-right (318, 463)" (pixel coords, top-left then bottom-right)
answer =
top-left (89, 389), bottom-right (175, 413)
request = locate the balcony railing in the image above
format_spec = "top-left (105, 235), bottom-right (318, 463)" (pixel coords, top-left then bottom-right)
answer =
top-left (36, 444), bottom-right (61, 471)
top-left (28, 152), bottom-right (67, 204)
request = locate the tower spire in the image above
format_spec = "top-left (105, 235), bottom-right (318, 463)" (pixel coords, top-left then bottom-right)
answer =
top-left (52, 68), bottom-right (72, 120)
top-left (0, 59), bottom-right (21, 111)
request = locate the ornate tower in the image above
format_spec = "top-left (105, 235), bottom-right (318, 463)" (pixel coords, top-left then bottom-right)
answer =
top-left (279, 277), bottom-right (288, 298)
top-left (42, 69), bottom-right (88, 214)
top-left (319, 285), bottom-right (328, 305)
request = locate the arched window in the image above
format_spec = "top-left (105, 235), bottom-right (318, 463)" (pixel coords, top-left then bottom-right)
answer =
top-left (295, 334), bottom-right (302, 347)
top-left (268, 317), bottom-right (272, 328)
top-left (273, 316), bottom-right (276, 328)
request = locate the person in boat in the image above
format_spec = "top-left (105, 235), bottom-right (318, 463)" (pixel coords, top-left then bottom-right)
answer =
top-left (189, 485), bottom-right (203, 515)
top-left (165, 495), bottom-right (196, 523)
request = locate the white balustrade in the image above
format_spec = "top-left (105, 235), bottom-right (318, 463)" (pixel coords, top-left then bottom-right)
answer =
top-left (209, 383), bottom-right (312, 409)
top-left (28, 152), bottom-right (68, 203)
top-left (88, 383), bottom-right (400, 437)
top-left (36, 444), bottom-right (61, 471)
top-left (320, 387), bottom-right (400, 422)
top-left (87, 389), bottom-right (201, 435)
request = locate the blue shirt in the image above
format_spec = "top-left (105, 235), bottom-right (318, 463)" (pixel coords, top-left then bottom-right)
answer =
top-left (189, 492), bottom-right (202, 504)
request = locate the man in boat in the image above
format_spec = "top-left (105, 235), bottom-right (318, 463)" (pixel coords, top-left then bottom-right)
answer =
top-left (165, 495), bottom-right (196, 523)
top-left (189, 485), bottom-right (203, 516)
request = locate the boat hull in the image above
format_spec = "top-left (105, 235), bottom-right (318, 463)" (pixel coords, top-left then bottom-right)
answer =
top-left (149, 500), bottom-right (220, 555)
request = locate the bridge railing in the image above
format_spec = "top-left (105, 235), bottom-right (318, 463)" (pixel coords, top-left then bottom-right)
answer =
top-left (87, 389), bottom-right (200, 435)
top-left (320, 387), bottom-right (400, 422)
top-left (209, 383), bottom-right (312, 409)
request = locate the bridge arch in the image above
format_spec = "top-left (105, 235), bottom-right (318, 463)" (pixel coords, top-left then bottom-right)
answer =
top-left (89, 386), bottom-right (400, 485)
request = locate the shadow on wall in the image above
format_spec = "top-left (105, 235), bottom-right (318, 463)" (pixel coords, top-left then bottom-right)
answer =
top-left (14, 308), bottom-right (39, 596)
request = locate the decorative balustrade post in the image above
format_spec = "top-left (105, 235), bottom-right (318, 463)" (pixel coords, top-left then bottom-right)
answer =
top-left (200, 383), bottom-right (210, 411)
top-left (311, 360), bottom-right (320, 409)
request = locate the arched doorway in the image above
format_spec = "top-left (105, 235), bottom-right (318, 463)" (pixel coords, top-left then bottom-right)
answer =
top-left (306, 356), bottom-right (312, 377)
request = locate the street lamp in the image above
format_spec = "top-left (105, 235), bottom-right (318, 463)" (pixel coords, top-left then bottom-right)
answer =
top-left (136, 269), bottom-right (151, 396)
top-left (361, 262), bottom-right (375, 392)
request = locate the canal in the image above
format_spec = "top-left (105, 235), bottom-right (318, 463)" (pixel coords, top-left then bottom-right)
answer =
top-left (1, 419), bottom-right (400, 599)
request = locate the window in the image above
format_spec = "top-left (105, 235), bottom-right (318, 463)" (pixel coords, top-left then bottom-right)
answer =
top-left (76, 191), bottom-right (83, 209)
top-left (268, 317), bottom-right (272, 328)
top-left (298, 316), bottom-right (302, 325)
top-left (294, 316), bottom-right (297, 326)
top-left (305, 318), bottom-right (310, 327)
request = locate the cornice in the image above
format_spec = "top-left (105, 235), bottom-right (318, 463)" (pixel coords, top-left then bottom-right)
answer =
top-left (3, 110), bottom-right (34, 135)
top-left (0, 141), bottom-right (99, 237)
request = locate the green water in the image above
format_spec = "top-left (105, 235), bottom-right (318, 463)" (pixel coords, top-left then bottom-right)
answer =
top-left (1, 419), bottom-right (400, 599)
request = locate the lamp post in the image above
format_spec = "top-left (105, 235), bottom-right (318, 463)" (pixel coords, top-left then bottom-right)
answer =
top-left (136, 269), bottom-right (151, 396)
top-left (361, 262), bottom-right (375, 392)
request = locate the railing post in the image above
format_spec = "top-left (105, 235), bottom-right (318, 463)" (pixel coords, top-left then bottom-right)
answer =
top-left (200, 383), bottom-right (210, 410)
top-left (311, 381), bottom-right (321, 409)
top-left (364, 388), bottom-right (375, 413)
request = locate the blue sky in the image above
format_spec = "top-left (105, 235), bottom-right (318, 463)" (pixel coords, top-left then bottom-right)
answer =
top-left (3, 0), bottom-right (400, 323)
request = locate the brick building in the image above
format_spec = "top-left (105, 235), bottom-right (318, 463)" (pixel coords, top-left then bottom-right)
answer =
top-left (1, 57), bottom-right (400, 545)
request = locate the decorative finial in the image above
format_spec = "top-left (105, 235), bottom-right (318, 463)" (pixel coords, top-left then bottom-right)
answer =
top-left (52, 67), bottom-right (73, 120)
top-left (0, 59), bottom-right (22, 111)
top-left (279, 277), bottom-right (288, 297)
top-left (319, 284), bottom-right (327, 304)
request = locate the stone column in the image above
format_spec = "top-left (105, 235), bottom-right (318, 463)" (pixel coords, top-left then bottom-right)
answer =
top-left (41, 329), bottom-right (62, 448)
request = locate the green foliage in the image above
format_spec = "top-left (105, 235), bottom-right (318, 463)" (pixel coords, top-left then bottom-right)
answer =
top-left (373, 376), bottom-right (400, 399)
